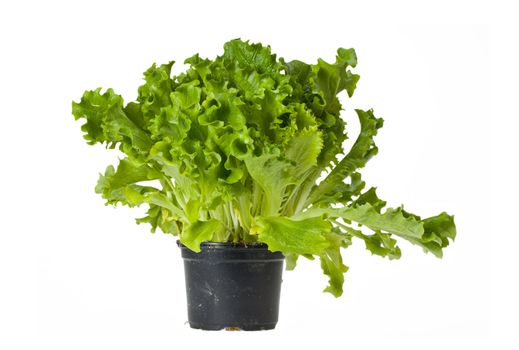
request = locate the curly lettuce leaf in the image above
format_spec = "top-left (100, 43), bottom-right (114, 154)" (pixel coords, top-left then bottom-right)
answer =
top-left (96, 158), bottom-right (186, 222)
top-left (251, 216), bottom-right (331, 255)
top-left (137, 61), bottom-right (176, 120)
top-left (223, 39), bottom-right (281, 75)
top-left (339, 224), bottom-right (401, 260)
top-left (285, 48), bottom-right (359, 167)
top-left (72, 88), bottom-right (152, 153)
top-left (244, 151), bottom-right (295, 216)
top-left (182, 219), bottom-right (225, 252)
top-left (295, 191), bottom-right (456, 258)
top-left (308, 109), bottom-right (383, 205)
top-left (319, 230), bottom-right (350, 297)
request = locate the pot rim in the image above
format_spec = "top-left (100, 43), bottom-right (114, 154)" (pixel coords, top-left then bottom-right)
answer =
top-left (177, 240), bottom-right (269, 250)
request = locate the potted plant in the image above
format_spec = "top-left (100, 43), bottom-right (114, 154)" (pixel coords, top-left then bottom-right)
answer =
top-left (72, 39), bottom-right (456, 331)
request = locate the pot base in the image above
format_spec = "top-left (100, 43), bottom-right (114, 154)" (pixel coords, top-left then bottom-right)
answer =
top-left (189, 323), bottom-right (277, 331)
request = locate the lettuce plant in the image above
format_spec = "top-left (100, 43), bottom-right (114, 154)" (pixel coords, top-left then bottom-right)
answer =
top-left (72, 39), bottom-right (456, 296)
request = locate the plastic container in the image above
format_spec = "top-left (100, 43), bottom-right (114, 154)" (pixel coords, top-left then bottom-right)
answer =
top-left (178, 241), bottom-right (284, 331)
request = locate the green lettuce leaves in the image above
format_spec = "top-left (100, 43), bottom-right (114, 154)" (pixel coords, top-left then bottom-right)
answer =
top-left (72, 38), bottom-right (456, 297)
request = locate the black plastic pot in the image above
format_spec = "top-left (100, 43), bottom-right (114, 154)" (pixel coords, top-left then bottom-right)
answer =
top-left (178, 241), bottom-right (284, 331)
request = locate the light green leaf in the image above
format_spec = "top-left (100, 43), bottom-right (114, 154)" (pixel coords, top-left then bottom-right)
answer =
top-left (340, 224), bottom-right (401, 260)
top-left (185, 199), bottom-right (201, 223)
top-left (308, 109), bottom-right (383, 205)
top-left (251, 216), bottom-right (330, 255)
top-left (181, 219), bottom-right (224, 252)
top-left (295, 199), bottom-right (455, 258)
top-left (320, 231), bottom-right (349, 297)
top-left (136, 204), bottom-right (181, 235)
top-left (95, 158), bottom-right (185, 221)
top-left (223, 38), bottom-right (280, 75)
top-left (244, 151), bottom-right (294, 216)
top-left (285, 253), bottom-right (299, 271)
top-left (137, 61), bottom-right (175, 119)
top-left (285, 129), bottom-right (323, 178)
top-left (72, 88), bottom-right (152, 152)
top-left (95, 158), bottom-right (160, 192)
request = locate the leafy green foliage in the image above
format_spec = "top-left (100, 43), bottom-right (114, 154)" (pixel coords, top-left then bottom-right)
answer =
top-left (72, 39), bottom-right (456, 297)
top-left (251, 216), bottom-right (331, 255)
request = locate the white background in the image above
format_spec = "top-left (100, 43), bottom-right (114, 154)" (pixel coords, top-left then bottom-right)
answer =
top-left (0, 1), bottom-right (516, 349)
